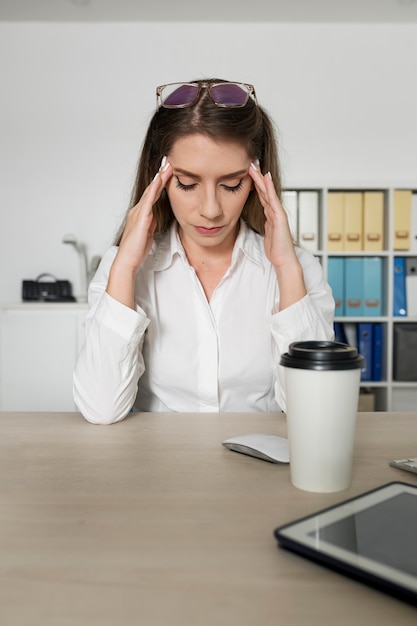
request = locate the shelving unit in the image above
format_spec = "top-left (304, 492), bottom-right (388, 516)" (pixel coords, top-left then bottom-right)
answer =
top-left (282, 186), bottom-right (417, 411)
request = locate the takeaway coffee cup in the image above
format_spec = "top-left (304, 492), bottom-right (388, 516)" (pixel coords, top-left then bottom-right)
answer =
top-left (280, 341), bottom-right (365, 493)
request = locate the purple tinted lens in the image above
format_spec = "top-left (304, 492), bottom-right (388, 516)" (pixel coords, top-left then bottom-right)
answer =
top-left (162, 84), bottom-right (198, 106)
top-left (210, 83), bottom-right (248, 106)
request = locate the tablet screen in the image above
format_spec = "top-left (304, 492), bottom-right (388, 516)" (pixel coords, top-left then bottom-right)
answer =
top-left (274, 482), bottom-right (417, 605)
top-left (309, 492), bottom-right (417, 575)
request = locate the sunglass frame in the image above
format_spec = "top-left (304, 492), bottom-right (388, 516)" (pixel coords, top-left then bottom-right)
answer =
top-left (156, 81), bottom-right (257, 110)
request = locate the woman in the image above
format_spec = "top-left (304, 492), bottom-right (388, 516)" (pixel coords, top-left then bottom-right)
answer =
top-left (74, 79), bottom-right (334, 424)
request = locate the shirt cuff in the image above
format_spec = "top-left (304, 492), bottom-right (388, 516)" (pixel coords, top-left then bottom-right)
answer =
top-left (271, 295), bottom-right (318, 341)
top-left (94, 292), bottom-right (150, 342)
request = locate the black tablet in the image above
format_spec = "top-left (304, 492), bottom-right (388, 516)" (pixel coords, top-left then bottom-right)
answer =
top-left (274, 482), bottom-right (417, 605)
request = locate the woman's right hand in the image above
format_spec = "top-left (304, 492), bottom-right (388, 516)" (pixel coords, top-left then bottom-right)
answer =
top-left (106, 158), bottom-right (172, 309)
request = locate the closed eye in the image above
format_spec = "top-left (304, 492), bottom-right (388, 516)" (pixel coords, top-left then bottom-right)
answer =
top-left (175, 176), bottom-right (244, 193)
top-left (175, 176), bottom-right (197, 191)
top-left (221, 180), bottom-right (243, 193)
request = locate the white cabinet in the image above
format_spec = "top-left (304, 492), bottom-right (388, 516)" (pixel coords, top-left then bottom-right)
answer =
top-left (0, 303), bottom-right (88, 411)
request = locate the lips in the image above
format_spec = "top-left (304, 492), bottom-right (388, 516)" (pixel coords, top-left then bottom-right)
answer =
top-left (194, 225), bottom-right (224, 235)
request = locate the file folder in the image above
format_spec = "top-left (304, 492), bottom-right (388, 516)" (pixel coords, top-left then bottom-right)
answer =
top-left (357, 322), bottom-right (373, 382)
top-left (298, 191), bottom-right (319, 252)
top-left (410, 193), bottom-right (417, 252)
top-left (405, 257), bottom-right (417, 317)
top-left (281, 190), bottom-right (298, 242)
top-left (363, 257), bottom-right (382, 316)
top-left (372, 323), bottom-right (383, 382)
top-left (343, 192), bottom-right (363, 251)
top-left (393, 323), bottom-right (417, 381)
top-left (393, 257), bottom-right (407, 316)
top-left (363, 191), bottom-right (384, 252)
top-left (334, 322), bottom-right (347, 344)
top-left (327, 192), bottom-right (344, 251)
top-left (393, 190), bottom-right (412, 250)
top-left (327, 257), bottom-right (344, 316)
top-left (345, 258), bottom-right (364, 316)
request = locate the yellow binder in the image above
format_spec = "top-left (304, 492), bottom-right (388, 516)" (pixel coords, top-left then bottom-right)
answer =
top-left (363, 191), bottom-right (384, 251)
top-left (393, 190), bottom-right (412, 250)
top-left (343, 192), bottom-right (363, 251)
top-left (327, 192), bottom-right (344, 251)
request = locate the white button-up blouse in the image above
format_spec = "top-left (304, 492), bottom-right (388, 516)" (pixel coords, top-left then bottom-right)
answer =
top-left (73, 220), bottom-right (335, 424)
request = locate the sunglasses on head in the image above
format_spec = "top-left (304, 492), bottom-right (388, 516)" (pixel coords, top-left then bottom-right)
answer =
top-left (156, 81), bottom-right (258, 110)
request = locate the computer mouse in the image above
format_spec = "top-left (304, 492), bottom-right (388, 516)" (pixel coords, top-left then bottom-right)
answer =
top-left (222, 433), bottom-right (290, 464)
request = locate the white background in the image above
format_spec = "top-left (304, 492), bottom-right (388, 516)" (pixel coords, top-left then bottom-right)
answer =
top-left (1, 21), bottom-right (416, 303)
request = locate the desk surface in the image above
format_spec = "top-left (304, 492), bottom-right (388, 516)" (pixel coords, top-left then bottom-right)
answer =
top-left (0, 411), bottom-right (416, 626)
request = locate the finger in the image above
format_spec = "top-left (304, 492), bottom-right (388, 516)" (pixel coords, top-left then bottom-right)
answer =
top-left (150, 160), bottom-right (172, 194)
top-left (133, 161), bottom-right (172, 218)
top-left (249, 161), bottom-right (268, 195)
top-left (259, 172), bottom-right (286, 218)
top-left (158, 161), bottom-right (173, 186)
top-left (249, 172), bottom-right (269, 211)
top-left (249, 166), bottom-right (278, 224)
top-left (249, 163), bottom-right (281, 210)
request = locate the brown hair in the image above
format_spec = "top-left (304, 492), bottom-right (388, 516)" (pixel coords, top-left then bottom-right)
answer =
top-left (115, 79), bottom-right (282, 243)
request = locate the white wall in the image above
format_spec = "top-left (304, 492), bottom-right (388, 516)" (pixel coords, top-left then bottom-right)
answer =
top-left (1, 21), bottom-right (416, 303)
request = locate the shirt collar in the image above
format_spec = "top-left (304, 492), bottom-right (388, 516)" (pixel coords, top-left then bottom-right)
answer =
top-left (149, 220), bottom-right (265, 272)
top-left (231, 220), bottom-right (265, 271)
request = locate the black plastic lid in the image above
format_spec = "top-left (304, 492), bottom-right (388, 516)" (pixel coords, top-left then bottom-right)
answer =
top-left (280, 341), bottom-right (365, 371)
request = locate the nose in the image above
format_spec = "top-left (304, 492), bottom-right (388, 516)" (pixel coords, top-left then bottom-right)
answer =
top-left (199, 188), bottom-right (223, 220)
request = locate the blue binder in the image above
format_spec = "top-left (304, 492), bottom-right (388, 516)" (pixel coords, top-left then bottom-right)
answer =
top-left (372, 323), bottom-right (383, 382)
top-left (334, 322), bottom-right (347, 344)
top-left (357, 322), bottom-right (373, 381)
top-left (345, 258), bottom-right (364, 316)
top-left (393, 257), bottom-right (407, 316)
top-left (363, 257), bottom-right (382, 317)
top-left (327, 257), bottom-right (345, 317)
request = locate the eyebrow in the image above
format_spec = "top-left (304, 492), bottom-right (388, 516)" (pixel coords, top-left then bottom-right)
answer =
top-left (174, 168), bottom-right (248, 180)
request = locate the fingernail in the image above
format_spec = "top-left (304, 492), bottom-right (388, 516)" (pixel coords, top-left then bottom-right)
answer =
top-left (152, 172), bottom-right (159, 182)
top-left (256, 158), bottom-right (260, 166)
top-left (250, 161), bottom-right (257, 171)
top-left (159, 155), bottom-right (167, 170)
top-left (267, 171), bottom-right (272, 180)
top-left (161, 160), bottom-right (170, 172)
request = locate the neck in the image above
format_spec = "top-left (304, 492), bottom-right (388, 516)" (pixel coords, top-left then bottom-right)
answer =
top-left (178, 224), bottom-right (239, 270)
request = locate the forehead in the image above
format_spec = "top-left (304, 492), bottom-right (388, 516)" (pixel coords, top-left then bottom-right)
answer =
top-left (169, 134), bottom-right (250, 167)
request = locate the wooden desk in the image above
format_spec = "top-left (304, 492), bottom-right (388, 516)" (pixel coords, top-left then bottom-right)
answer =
top-left (0, 411), bottom-right (416, 625)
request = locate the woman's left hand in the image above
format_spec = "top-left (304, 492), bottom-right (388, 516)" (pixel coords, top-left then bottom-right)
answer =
top-left (248, 162), bottom-right (297, 268)
top-left (248, 162), bottom-right (307, 309)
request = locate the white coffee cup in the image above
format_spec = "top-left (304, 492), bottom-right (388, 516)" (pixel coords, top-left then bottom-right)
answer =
top-left (280, 341), bottom-right (365, 493)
